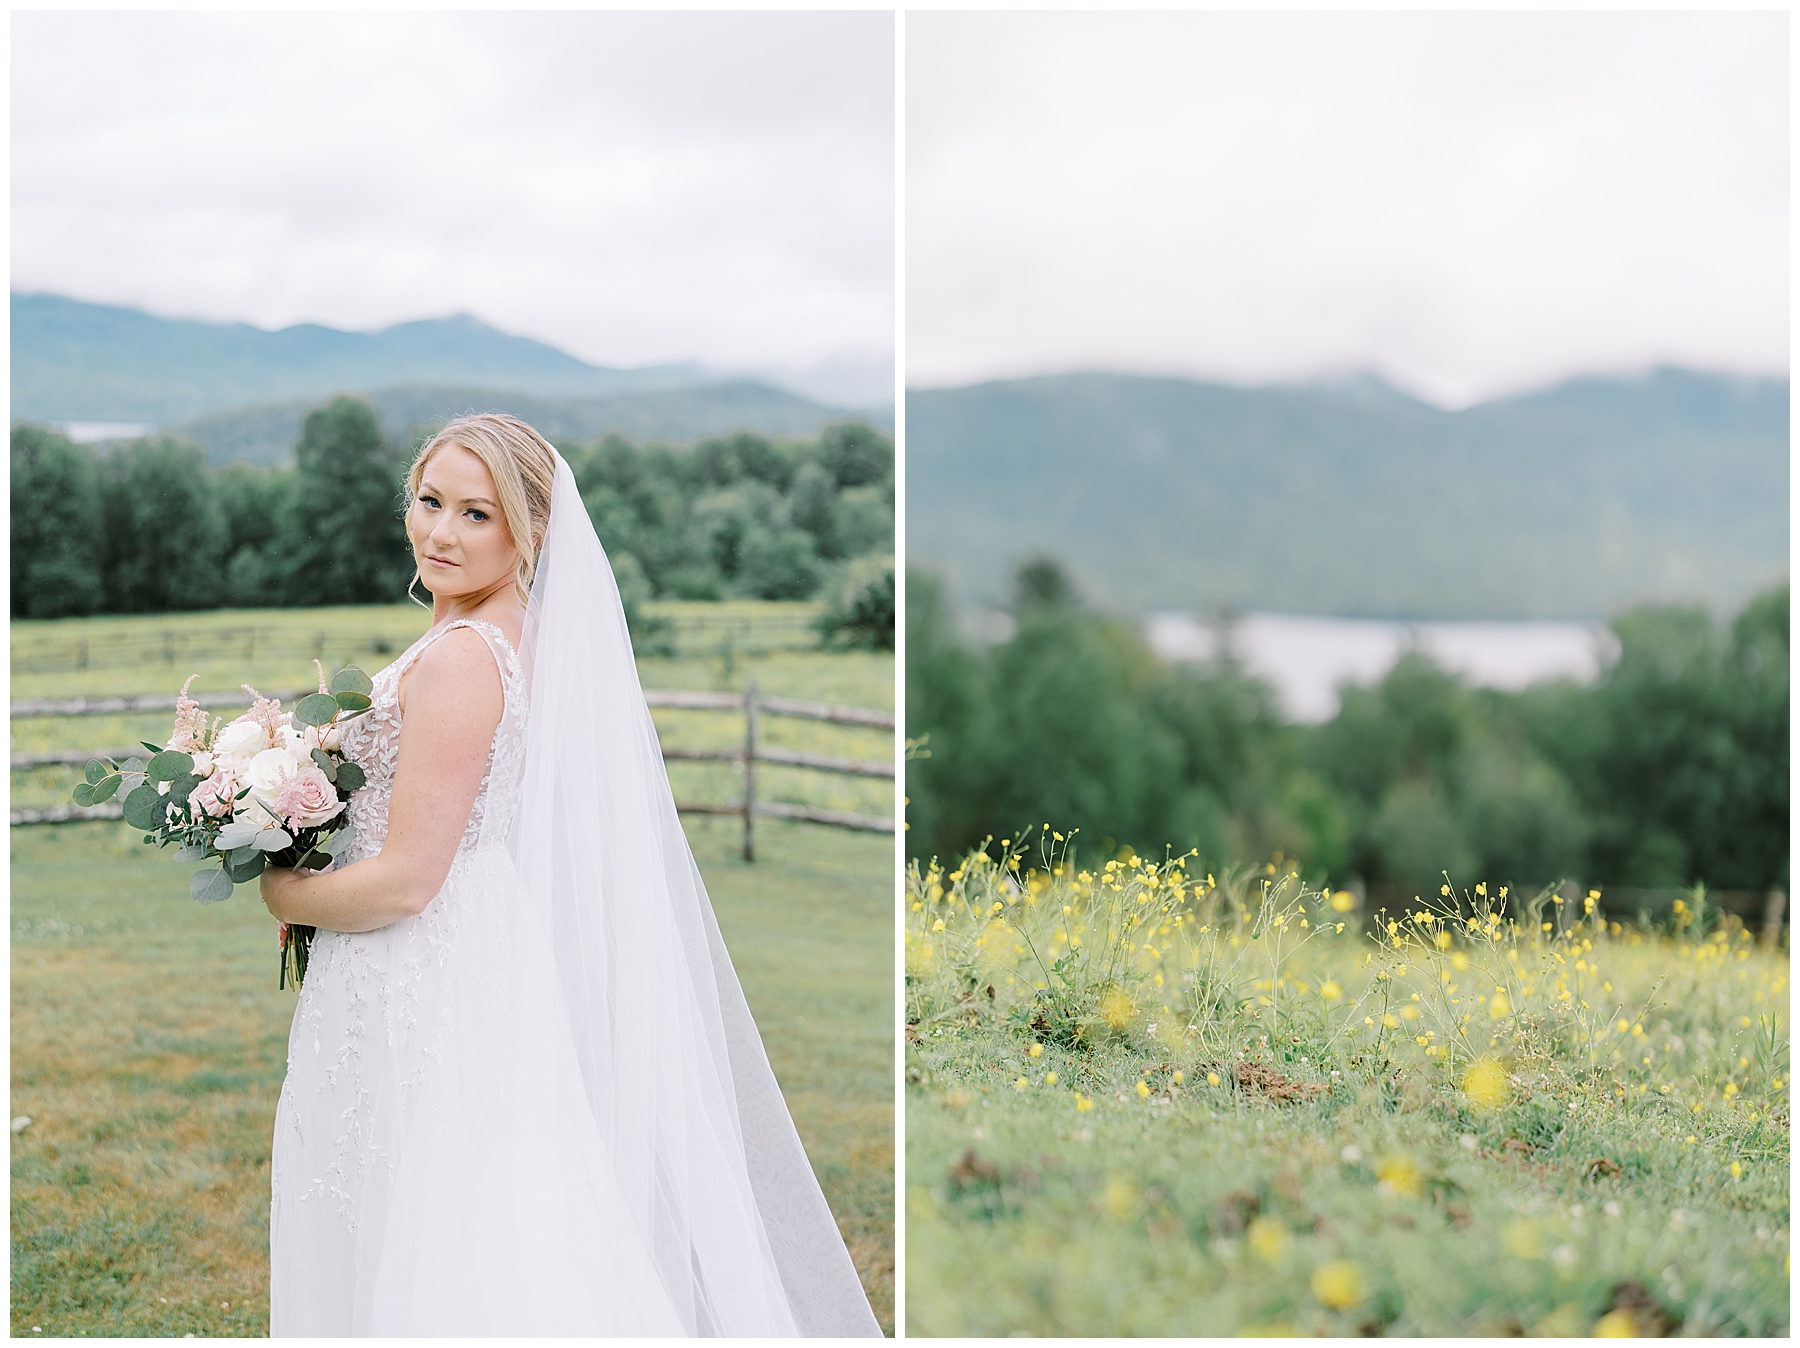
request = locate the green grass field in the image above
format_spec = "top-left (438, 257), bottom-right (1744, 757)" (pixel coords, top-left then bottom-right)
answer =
top-left (10, 605), bottom-right (895, 1336)
top-left (905, 844), bottom-right (1788, 1337)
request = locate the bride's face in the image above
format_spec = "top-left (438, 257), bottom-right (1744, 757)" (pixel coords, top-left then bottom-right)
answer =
top-left (409, 445), bottom-right (521, 602)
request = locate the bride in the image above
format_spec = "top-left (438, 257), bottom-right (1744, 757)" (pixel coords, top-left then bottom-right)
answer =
top-left (258, 413), bottom-right (881, 1336)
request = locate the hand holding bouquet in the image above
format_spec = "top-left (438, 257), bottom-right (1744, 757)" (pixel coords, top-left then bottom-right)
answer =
top-left (72, 661), bottom-right (375, 989)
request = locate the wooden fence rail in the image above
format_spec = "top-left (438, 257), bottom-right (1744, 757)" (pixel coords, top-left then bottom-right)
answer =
top-left (11, 681), bottom-right (896, 854)
top-left (12, 688), bottom-right (897, 729)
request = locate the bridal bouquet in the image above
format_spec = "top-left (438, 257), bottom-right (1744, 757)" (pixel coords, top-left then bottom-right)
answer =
top-left (71, 662), bottom-right (375, 989)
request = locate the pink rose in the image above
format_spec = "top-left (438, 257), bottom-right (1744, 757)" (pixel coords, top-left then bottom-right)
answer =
top-left (189, 771), bottom-right (240, 820)
top-left (273, 764), bottom-right (344, 830)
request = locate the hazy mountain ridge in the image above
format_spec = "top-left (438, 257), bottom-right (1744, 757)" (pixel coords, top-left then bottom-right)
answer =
top-left (907, 367), bottom-right (1787, 620)
top-left (169, 381), bottom-right (891, 466)
top-left (12, 292), bottom-right (715, 425)
top-left (12, 292), bottom-right (891, 459)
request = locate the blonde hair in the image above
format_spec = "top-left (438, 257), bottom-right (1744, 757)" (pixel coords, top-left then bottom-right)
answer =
top-left (405, 413), bottom-right (558, 606)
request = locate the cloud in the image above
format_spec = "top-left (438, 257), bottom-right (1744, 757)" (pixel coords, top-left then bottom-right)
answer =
top-left (12, 11), bottom-right (894, 388)
top-left (907, 11), bottom-right (1786, 405)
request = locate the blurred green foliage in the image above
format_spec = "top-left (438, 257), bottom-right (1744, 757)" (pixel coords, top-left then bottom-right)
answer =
top-left (10, 408), bottom-right (893, 643)
top-left (813, 553), bottom-right (896, 652)
top-left (905, 560), bottom-right (1788, 893)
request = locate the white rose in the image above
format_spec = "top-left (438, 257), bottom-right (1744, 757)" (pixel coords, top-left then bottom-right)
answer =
top-left (214, 718), bottom-right (270, 765)
top-left (236, 796), bottom-right (279, 830)
top-left (190, 751), bottom-right (214, 778)
top-left (246, 741), bottom-right (302, 795)
top-left (320, 725), bottom-right (343, 752)
top-left (280, 724), bottom-right (310, 758)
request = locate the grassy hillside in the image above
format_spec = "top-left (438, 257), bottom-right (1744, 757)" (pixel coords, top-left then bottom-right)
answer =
top-left (906, 368), bottom-right (1787, 620)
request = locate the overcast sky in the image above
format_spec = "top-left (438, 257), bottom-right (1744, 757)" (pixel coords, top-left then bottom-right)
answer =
top-left (909, 11), bottom-right (1787, 407)
top-left (13, 11), bottom-right (894, 404)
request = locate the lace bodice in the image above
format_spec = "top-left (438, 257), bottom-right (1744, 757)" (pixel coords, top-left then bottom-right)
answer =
top-left (334, 617), bottom-right (526, 868)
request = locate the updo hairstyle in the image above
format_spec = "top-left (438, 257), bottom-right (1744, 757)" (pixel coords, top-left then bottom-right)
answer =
top-left (404, 413), bottom-right (558, 606)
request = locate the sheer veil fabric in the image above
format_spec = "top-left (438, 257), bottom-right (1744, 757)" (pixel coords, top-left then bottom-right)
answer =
top-left (509, 451), bottom-right (881, 1336)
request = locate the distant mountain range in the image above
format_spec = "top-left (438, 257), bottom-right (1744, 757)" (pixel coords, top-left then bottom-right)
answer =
top-left (907, 368), bottom-right (1788, 621)
top-left (11, 292), bottom-right (891, 461)
top-left (172, 381), bottom-right (876, 468)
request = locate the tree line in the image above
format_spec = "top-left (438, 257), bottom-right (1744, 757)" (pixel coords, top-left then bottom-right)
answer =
top-left (11, 396), bottom-right (895, 642)
top-left (906, 560), bottom-right (1788, 894)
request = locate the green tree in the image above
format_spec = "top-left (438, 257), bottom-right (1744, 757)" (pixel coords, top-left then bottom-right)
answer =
top-left (99, 436), bottom-right (227, 613)
top-left (788, 461), bottom-right (844, 559)
top-left (815, 554), bottom-right (895, 651)
top-left (735, 525), bottom-right (821, 600)
top-left (1529, 585), bottom-right (1789, 890)
top-left (273, 396), bottom-right (410, 605)
top-left (10, 425), bottom-right (106, 618)
top-left (815, 420), bottom-right (891, 489)
top-left (213, 461), bottom-right (291, 608)
top-left (904, 567), bottom-right (997, 859)
top-left (1012, 556), bottom-right (1081, 612)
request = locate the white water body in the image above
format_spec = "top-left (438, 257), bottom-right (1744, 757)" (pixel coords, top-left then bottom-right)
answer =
top-left (1145, 611), bottom-right (1618, 723)
top-left (51, 421), bottom-right (157, 443)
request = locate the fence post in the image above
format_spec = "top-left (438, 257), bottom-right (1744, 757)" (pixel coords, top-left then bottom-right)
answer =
top-left (742, 679), bottom-right (758, 863)
top-left (1763, 889), bottom-right (1786, 947)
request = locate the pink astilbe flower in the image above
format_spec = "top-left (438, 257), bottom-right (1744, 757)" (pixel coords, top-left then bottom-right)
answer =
top-left (167, 675), bottom-right (211, 753)
top-left (241, 685), bottom-right (285, 735)
top-left (313, 658), bottom-right (330, 694)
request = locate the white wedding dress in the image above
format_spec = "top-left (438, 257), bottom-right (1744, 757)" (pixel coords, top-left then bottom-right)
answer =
top-left (270, 529), bottom-right (880, 1336)
top-left (271, 617), bottom-right (688, 1334)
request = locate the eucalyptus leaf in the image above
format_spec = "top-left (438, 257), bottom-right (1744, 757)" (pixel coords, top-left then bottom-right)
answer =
top-left (189, 867), bottom-right (234, 905)
top-left (173, 842), bottom-right (210, 862)
top-left (71, 782), bottom-right (96, 808)
top-left (332, 690), bottom-right (373, 713)
top-left (253, 827), bottom-right (294, 852)
top-left (335, 762), bottom-right (367, 792)
top-left (90, 773), bottom-right (123, 802)
top-left (122, 757), bottom-right (146, 775)
top-left (83, 759), bottom-right (108, 785)
top-left (122, 784), bottom-right (163, 830)
top-left (321, 824), bottom-right (358, 858)
top-left (225, 850), bottom-right (267, 883)
top-left (330, 666), bottom-right (374, 697)
top-left (215, 822), bottom-right (261, 852)
top-left (146, 750), bottom-right (194, 783)
top-left (168, 773), bottom-right (200, 805)
top-left (310, 748), bottom-right (339, 782)
top-left (293, 693), bottom-right (341, 728)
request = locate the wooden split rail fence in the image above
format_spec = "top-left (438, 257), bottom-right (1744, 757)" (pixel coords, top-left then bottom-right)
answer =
top-left (12, 680), bottom-right (895, 861)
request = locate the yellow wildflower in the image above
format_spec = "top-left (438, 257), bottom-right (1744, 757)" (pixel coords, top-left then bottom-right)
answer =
top-left (1310, 1260), bottom-right (1364, 1310)
top-left (1463, 1056), bottom-right (1509, 1109)
top-left (1247, 1215), bottom-right (1289, 1261)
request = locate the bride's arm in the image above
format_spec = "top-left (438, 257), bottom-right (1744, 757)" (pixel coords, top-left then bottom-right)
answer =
top-left (259, 627), bottom-right (504, 932)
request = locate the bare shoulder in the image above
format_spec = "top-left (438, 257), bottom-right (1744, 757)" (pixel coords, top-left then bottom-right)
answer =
top-left (398, 626), bottom-right (504, 723)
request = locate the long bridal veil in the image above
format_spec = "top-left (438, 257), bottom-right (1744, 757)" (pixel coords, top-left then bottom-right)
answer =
top-left (509, 451), bottom-right (881, 1337)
